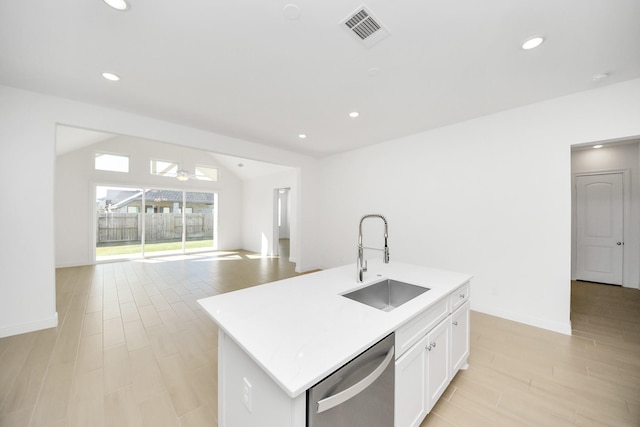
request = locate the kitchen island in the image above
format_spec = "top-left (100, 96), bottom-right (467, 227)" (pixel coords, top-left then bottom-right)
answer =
top-left (198, 261), bottom-right (472, 427)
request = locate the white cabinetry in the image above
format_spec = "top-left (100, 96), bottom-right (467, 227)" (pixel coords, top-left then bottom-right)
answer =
top-left (450, 282), bottom-right (470, 312)
top-left (425, 316), bottom-right (450, 412)
top-left (450, 300), bottom-right (470, 375)
top-left (395, 334), bottom-right (427, 427)
top-left (394, 282), bottom-right (470, 427)
top-left (395, 299), bottom-right (448, 357)
top-left (205, 263), bottom-right (473, 427)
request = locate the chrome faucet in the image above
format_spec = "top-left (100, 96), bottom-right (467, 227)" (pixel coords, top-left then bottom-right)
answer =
top-left (357, 214), bottom-right (389, 282)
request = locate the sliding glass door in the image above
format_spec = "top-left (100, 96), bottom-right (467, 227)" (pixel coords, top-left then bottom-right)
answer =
top-left (96, 186), bottom-right (217, 261)
top-left (96, 185), bottom-right (144, 260)
top-left (184, 191), bottom-right (217, 253)
top-left (143, 188), bottom-right (184, 257)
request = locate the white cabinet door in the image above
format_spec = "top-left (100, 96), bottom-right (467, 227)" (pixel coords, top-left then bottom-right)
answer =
top-left (425, 318), bottom-right (450, 412)
top-left (395, 335), bottom-right (428, 427)
top-left (450, 301), bottom-right (470, 376)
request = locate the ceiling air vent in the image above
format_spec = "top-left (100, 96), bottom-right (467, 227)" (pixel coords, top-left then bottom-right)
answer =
top-left (341, 5), bottom-right (390, 48)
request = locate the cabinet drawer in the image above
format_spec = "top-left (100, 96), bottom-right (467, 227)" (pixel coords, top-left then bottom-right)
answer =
top-left (450, 282), bottom-right (470, 312)
top-left (396, 299), bottom-right (448, 358)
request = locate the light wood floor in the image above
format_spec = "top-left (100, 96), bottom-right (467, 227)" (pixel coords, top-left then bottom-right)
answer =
top-left (425, 280), bottom-right (640, 427)
top-left (1, 251), bottom-right (638, 426)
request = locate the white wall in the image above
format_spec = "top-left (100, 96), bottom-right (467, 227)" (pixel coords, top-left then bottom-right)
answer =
top-left (242, 169), bottom-right (298, 260)
top-left (571, 141), bottom-right (640, 288)
top-left (3, 78), bottom-right (640, 338)
top-left (55, 135), bottom-right (244, 267)
top-left (0, 88), bottom-right (58, 337)
top-left (317, 78), bottom-right (640, 335)
top-left (0, 84), bottom-right (319, 338)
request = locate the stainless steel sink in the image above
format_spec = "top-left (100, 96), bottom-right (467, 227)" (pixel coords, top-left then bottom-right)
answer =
top-left (342, 279), bottom-right (430, 312)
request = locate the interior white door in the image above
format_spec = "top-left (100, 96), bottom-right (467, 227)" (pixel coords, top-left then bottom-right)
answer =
top-left (576, 173), bottom-right (624, 285)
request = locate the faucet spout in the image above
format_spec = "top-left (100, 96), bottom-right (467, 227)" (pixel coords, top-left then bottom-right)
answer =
top-left (357, 214), bottom-right (389, 282)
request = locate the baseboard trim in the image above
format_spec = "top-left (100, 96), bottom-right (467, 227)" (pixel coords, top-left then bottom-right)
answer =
top-left (472, 304), bottom-right (572, 335)
top-left (0, 312), bottom-right (59, 338)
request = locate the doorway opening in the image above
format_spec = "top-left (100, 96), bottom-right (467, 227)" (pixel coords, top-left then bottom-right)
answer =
top-left (272, 187), bottom-right (291, 260)
top-left (570, 138), bottom-right (640, 290)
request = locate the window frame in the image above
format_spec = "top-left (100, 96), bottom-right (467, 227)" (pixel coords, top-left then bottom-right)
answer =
top-left (94, 152), bottom-right (130, 173)
top-left (150, 158), bottom-right (179, 177)
top-left (194, 164), bottom-right (219, 181)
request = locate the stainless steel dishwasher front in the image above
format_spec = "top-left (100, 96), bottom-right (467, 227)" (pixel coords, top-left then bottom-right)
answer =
top-left (307, 333), bottom-right (394, 427)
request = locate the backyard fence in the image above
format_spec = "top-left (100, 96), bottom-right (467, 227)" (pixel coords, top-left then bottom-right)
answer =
top-left (97, 213), bottom-right (214, 244)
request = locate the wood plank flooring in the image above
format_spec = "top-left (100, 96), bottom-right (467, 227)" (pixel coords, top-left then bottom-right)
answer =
top-left (425, 281), bottom-right (640, 427)
top-left (0, 249), bottom-right (304, 427)
top-left (1, 251), bottom-right (638, 426)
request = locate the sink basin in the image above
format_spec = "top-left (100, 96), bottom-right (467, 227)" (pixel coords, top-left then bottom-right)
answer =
top-left (343, 279), bottom-right (430, 312)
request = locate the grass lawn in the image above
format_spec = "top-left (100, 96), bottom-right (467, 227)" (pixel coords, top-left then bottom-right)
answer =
top-left (96, 240), bottom-right (214, 257)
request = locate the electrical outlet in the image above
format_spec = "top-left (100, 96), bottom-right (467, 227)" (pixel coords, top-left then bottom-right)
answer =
top-left (242, 377), bottom-right (252, 412)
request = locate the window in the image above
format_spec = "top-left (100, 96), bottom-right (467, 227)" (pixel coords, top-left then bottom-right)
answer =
top-left (95, 153), bottom-right (129, 172)
top-left (195, 165), bottom-right (218, 181)
top-left (150, 159), bottom-right (178, 177)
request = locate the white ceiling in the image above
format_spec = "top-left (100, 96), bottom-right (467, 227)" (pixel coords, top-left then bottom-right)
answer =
top-left (2, 0), bottom-right (640, 157)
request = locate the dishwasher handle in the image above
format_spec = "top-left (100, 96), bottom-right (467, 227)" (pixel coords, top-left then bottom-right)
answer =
top-left (316, 346), bottom-right (394, 414)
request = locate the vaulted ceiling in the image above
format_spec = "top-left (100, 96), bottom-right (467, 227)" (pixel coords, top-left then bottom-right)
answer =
top-left (2, 0), bottom-right (639, 157)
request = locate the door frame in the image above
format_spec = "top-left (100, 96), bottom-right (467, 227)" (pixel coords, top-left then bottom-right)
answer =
top-left (271, 187), bottom-right (291, 259)
top-left (571, 168), bottom-right (632, 287)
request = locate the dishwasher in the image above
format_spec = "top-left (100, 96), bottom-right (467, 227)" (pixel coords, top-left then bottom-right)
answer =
top-left (307, 333), bottom-right (394, 427)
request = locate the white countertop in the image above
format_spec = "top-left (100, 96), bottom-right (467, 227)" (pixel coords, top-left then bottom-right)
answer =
top-left (197, 261), bottom-right (472, 398)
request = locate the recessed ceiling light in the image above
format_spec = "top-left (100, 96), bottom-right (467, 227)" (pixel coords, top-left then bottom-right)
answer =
top-left (521, 36), bottom-right (544, 50)
top-left (103, 0), bottom-right (129, 11)
top-left (102, 72), bottom-right (120, 81)
top-left (298, 134), bottom-right (307, 139)
top-left (282, 4), bottom-right (301, 20)
top-left (349, 111), bottom-right (360, 118)
top-left (593, 145), bottom-right (603, 149)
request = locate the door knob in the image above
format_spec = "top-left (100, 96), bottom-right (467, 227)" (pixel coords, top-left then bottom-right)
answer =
top-left (617, 242), bottom-right (623, 245)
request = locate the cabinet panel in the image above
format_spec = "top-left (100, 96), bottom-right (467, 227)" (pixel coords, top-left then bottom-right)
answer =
top-left (395, 335), bottom-right (428, 427)
top-left (450, 301), bottom-right (470, 376)
top-left (425, 319), bottom-right (450, 412)
top-left (396, 299), bottom-right (448, 358)
top-left (450, 282), bottom-right (470, 312)
top-left (220, 332), bottom-right (304, 427)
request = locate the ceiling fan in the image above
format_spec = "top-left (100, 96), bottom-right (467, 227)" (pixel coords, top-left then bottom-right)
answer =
top-left (151, 157), bottom-right (204, 181)
top-left (175, 168), bottom-right (195, 181)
